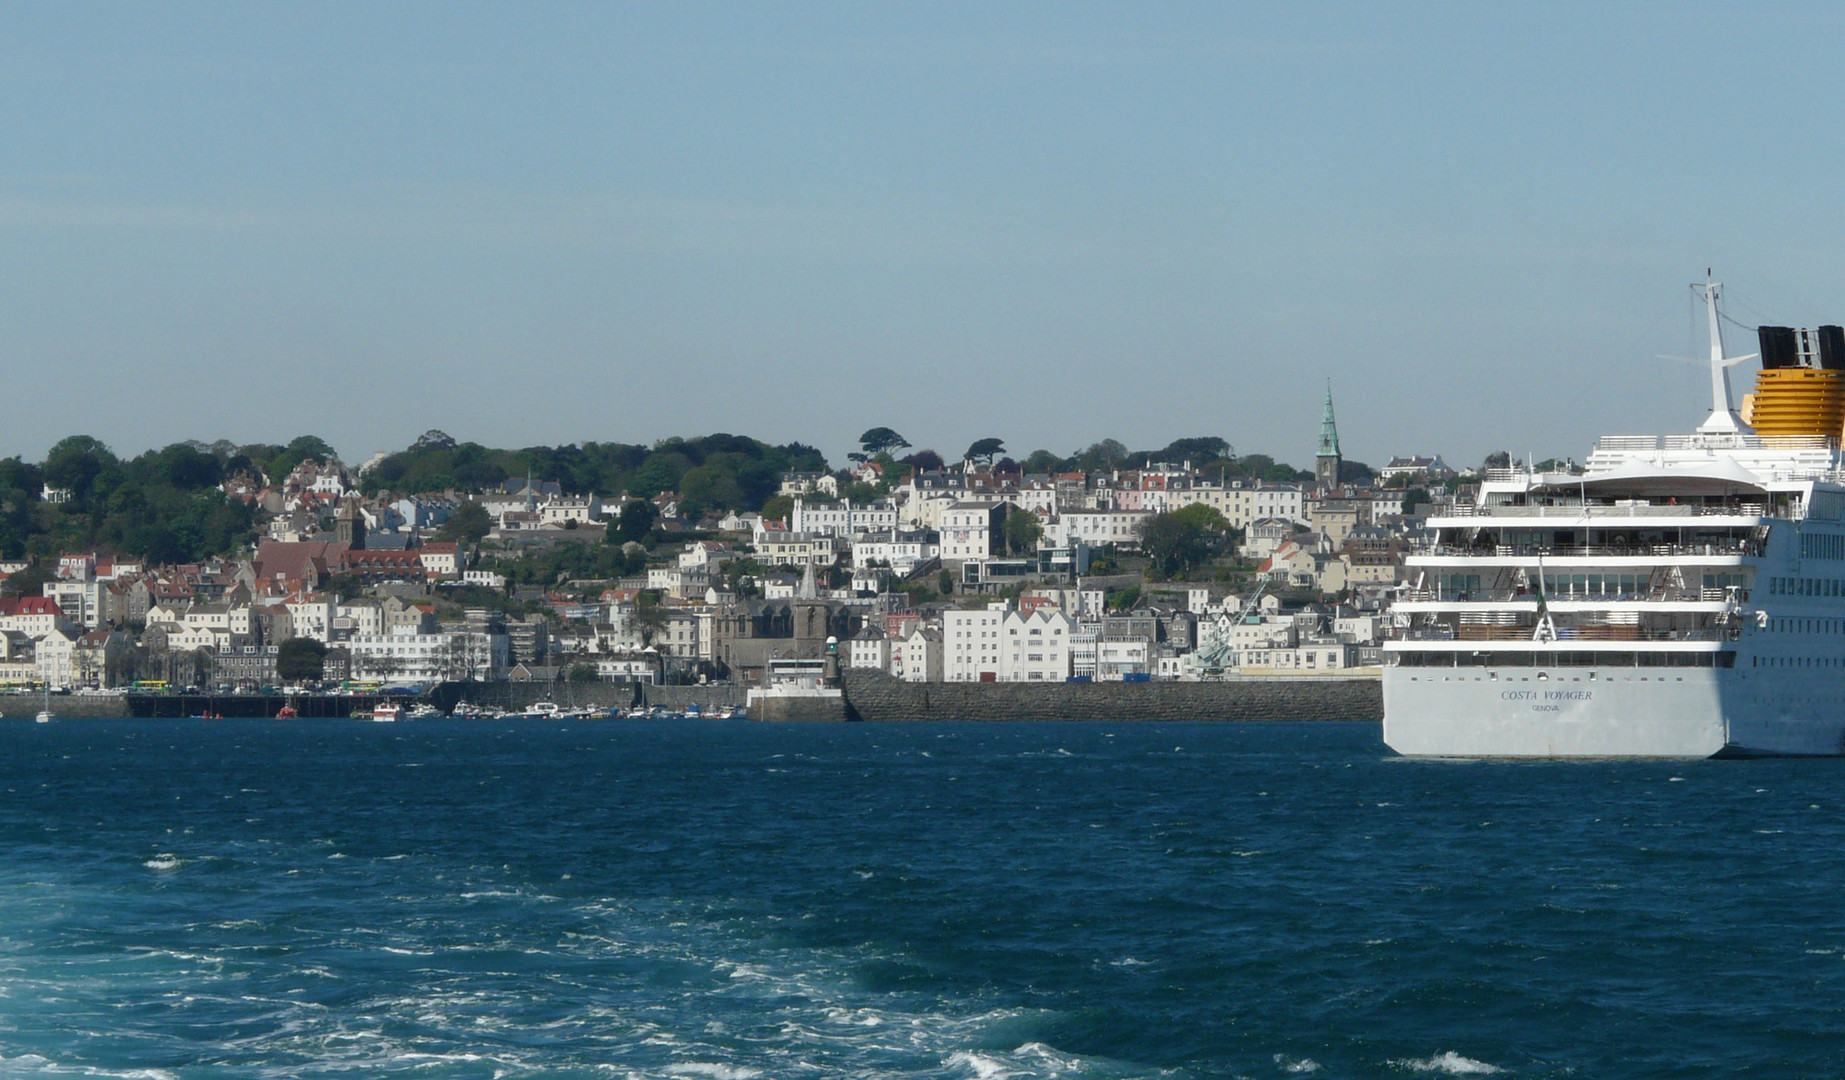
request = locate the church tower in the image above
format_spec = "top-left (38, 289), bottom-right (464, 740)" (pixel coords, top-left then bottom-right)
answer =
top-left (335, 497), bottom-right (367, 550)
top-left (1315, 383), bottom-right (1343, 491)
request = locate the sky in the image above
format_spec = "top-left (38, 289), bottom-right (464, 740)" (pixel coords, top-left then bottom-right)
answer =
top-left (7, 2), bottom-right (1845, 474)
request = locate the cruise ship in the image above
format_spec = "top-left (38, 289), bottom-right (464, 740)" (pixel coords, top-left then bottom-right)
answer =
top-left (1384, 275), bottom-right (1845, 757)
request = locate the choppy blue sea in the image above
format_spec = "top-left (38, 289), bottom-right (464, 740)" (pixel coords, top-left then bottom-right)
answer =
top-left (2, 718), bottom-right (1844, 1079)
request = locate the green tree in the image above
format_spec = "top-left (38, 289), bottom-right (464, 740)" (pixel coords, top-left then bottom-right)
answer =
top-left (438, 502), bottom-right (493, 545)
top-left (633, 592), bottom-right (669, 646)
top-left (276, 637), bottom-right (329, 683)
top-left (963, 438), bottom-right (1005, 468)
top-left (630, 452), bottom-right (691, 498)
top-left (614, 499), bottom-right (657, 544)
top-left (901, 449), bottom-right (945, 472)
top-left (1138, 504), bottom-right (1235, 577)
top-left (43, 435), bottom-right (117, 502)
top-left (1021, 449), bottom-right (1065, 474)
top-left (858, 427), bottom-right (911, 456)
top-left (1003, 508), bottom-right (1043, 555)
top-left (760, 495), bottom-right (793, 526)
top-left (0, 562), bottom-right (52, 599)
top-left (1400, 486), bottom-right (1431, 516)
top-left (567, 662), bottom-right (600, 683)
top-left (1159, 436), bottom-right (1232, 464)
top-left (265, 435), bottom-right (338, 481)
top-left (1073, 439), bottom-right (1129, 472)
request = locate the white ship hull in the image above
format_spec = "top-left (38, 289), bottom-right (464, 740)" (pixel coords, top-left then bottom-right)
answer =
top-left (1384, 666), bottom-right (1845, 758)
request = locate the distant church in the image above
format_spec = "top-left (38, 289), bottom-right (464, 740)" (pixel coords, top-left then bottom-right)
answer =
top-left (1315, 383), bottom-right (1342, 491)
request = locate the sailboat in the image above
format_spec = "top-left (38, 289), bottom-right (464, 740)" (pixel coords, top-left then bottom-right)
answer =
top-left (35, 683), bottom-right (51, 723)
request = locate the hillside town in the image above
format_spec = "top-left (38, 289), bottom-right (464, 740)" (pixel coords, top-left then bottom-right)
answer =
top-left (0, 392), bottom-right (1490, 696)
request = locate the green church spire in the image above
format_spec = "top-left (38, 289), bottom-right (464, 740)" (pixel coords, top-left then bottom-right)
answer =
top-left (1317, 383), bottom-right (1341, 458)
top-left (1315, 382), bottom-right (1342, 490)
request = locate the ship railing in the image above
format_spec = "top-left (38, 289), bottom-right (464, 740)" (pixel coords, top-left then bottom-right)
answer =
top-left (1397, 587), bottom-right (1738, 604)
top-left (1386, 626), bottom-right (1731, 643)
top-left (1426, 542), bottom-right (1757, 559)
top-left (1439, 503), bottom-right (1772, 520)
top-left (1593, 433), bottom-right (1833, 452)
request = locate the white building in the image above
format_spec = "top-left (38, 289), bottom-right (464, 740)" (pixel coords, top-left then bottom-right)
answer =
top-left (890, 625), bottom-right (943, 683)
top-left (596, 652), bottom-right (659, 683)
top-left (851, 531), bottom-right (941, 574)
top-left (285, 596), bottom-right (336, 643)
top-left (540, 494), bottom-right (603, 526)
top-left (754, 532), bottom-right (837, 568)
top-left (348, 627), bottom-right (462, 682)
top-left (999, 610), bottom-right (1073, 682)
top-left (1196, 480), bottom-right (1307, 530)
top-left (944, 604), bottom-right (1009, 681)
top-left (1044, 509), bottom-right (1154, 549)
top-left (847, 624), bottom-right (889, 670)
top-left (941, 501), bottom-right (1005, 566)
top-left (35, 625), bottom-right (79, 687)
top-left (1096, 637), bottom-right (1150, 680)
top-left (43, 581), bottom-right (105, 630)
top-left (790, 498), bottom-right (900, 538)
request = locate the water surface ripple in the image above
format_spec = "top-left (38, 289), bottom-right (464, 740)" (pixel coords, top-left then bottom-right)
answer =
top-left (1, 719), bottom-right (1841, 1078)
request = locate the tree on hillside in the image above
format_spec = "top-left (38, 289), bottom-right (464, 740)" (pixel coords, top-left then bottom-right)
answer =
top-left (438, 502), bottom-right (493, 545)
top-left (964, 438), bottom-right (1005, 468)
top-left (1021, 450), bottom-right (1066, 474)
top-left (759, 495), bottom-right (793, 528)
top-left (276, 637), bottom-right (329, 683)
top-left (43, 436), bottom-right (116, 502)
top-left (634, 592), bottom-right (669, 647)
top-left (1137, 504), bottom-right (1236, 577)
top-left (901, 449), bottom-right (945, 473)
top-left (614, 499), bottom-right (658, 544)
top-left (1339, 459), bottom-right (1375, 486)
top-left (1002, 508), bottom-right (1043, 556)
top-left (858, 427), bottom-right (911, 456)
top-left (1160, 436), bottom-right (1232, 464)
top-left (1073, 439), bottom-right (1129, 472)
top-left (1483, 450), bottom-right (1512, 470)
top-left (265, 436), bottom-right (339, 481)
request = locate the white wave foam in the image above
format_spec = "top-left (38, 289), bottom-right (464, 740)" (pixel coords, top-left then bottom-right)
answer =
top-left (945, 1050), bottom-right (1015, 1079)
top-left (0, 1053), bottom-right (179, 1079)
top-left (1392, 1051), bottom-right (1503, 1074)
top-left (143, 854), bottom-right (180, 871)
top-left (662, 1064), bottom-right (763, 1080)
top-left (1274, 1053), bottom-right (1322, 1073)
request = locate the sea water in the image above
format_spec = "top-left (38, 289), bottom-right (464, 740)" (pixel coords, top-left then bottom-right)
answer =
top-left (1, 718), bottom-right (1843, 1079)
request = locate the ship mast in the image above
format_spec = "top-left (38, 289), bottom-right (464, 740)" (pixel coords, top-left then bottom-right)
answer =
top-left (1694, 269), bottom-right (1759, 436)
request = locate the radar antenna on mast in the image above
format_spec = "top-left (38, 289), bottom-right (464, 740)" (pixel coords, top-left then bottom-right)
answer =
top-left (1694, 270), bottom-right (1760, 436)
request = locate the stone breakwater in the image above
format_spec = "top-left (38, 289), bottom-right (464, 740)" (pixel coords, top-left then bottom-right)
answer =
top-left (838, 671), bottom-right (1382, 723)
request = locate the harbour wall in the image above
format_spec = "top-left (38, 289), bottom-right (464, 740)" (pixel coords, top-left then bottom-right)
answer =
top-left (836, 672), bottom-right (1382, 724)
top-left (15, 696), bottom-right (131, 719)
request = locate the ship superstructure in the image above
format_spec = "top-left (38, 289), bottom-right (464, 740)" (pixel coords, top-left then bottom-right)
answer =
top-left (1384, 275), bottom-right (1845, 757)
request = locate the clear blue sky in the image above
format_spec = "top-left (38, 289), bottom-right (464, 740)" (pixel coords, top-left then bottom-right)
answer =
top-left (6, 3), bottom-right (1845, 472)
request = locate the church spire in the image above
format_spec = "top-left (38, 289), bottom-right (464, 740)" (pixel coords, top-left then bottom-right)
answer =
top-left (1315, 382), bottom-right (1343, 490)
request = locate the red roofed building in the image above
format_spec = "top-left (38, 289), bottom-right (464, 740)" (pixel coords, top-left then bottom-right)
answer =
top-left (0, 597), bottom-right (69, 639)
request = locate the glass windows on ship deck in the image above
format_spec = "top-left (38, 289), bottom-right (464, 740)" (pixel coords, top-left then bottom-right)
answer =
top-left (1800, 532), bottom-right (1845, 560)
top-left (1393, 650), bottom-right (1734, 668)
top-left (1538, 572), bottom-right (1648, 598)
top-left (1767, 575), bottom-right (1845, 597)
